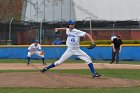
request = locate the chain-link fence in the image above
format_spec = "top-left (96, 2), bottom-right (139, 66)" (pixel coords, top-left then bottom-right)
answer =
top-left (0, 0), bottom-right (140, 45)
top-left (0, 20), bottom-right (140, 45)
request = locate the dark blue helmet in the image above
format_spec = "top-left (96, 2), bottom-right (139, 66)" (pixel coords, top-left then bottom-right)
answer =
top-left (68, 19), bottom-right (75, 25)
top-left (34, 40), bottom-right (39, 43)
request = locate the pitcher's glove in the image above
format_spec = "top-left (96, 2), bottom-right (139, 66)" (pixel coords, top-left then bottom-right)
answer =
top-left (87, 43), bottom-right (96, 49)
top-left (40, 50), bottom-right (44, 55)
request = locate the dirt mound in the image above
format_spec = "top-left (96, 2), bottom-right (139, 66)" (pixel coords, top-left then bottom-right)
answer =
top-left (0, 72), bottom-right (140, 88)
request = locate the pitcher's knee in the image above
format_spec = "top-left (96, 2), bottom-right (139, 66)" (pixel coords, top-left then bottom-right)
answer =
top-left (27, 55), bottom-right (31, 57)
top-left (85, 59), bottom-right (92, 64)
top-left (40, 55), bottom-right (44, 58)
top-left (54, 60), bottom-right (63, 66)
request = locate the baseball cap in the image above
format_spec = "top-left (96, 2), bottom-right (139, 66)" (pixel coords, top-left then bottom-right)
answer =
top-left (117, 34), bottom-right (121, 38)
top-left (111, 36), bottom-right (117, 41)
top-left (34, 40), bottom-right (39, 43)
top-left (68, 19), bottom-right (75, 25)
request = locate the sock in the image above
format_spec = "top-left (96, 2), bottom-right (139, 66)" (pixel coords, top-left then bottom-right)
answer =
top-left (46, 63), bottom-right (55, 70)
top-left (27, 57), bottom-right (30, 64)
top-left (42, 58), bottom-right (45, 64)
top-left (88, 63), bottom-right (96, 75)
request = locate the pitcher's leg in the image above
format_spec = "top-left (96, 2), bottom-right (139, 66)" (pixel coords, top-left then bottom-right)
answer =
top-left (76, 49), bottom-right (101, 77)
top-left (78, 53), bottom-right (101, 77)
top-left (41, 49), bottom-right (72, 72)
top-left (41, 58), bottom-right (45, 65)
top-left (78, 54), bottom-right (96, 75)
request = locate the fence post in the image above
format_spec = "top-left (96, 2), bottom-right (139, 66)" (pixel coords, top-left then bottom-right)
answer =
top-left (8, 17), bottom-right (14, 45)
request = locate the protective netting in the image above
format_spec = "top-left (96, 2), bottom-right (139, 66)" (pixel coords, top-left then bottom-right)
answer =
top-left (0, 21), bottom-right (140, 45)
top-left (0, 0), bottom-right (140, 45)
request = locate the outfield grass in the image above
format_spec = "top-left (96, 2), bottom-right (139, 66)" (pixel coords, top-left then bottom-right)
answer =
top-left (0, 87), bottom-right (140, 93)
top-left (0, 59), bottom-right (87, 63)
top-left (0, 59), bottom-right (140, 64)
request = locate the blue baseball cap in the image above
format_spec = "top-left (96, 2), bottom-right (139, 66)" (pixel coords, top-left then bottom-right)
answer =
top-left (68, 19), bottom-right (75, 25)
top-left (34, 40), bottom-right (39, 43)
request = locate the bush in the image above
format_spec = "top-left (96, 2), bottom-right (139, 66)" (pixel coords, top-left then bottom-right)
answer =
top-left (122, 40), bottom-right (140, 44)
top-left (80, 40), bottom-right (140, 45)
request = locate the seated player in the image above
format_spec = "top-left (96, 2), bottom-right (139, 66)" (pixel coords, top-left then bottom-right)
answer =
top-left (53, 37), bottom-right (62, 45)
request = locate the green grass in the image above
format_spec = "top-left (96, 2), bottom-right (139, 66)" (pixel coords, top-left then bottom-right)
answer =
top-left (0, 87), bottom-right (140, 93)
top-left (0, 70), bottom-right (36, 73)
top-left (50, 69), bottom-right (140, 80)
top-left (0, 59), bottom-right (140, 64)
top-left (0, 59), bottom-right (56, 63)
top-left (0, 59), bottom-right (81, 63)
top-left (94, 60), bottom-right (140, 64)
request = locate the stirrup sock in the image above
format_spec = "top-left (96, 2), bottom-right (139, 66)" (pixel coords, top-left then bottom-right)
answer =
top-left (47, 63), bottom-right (55, 69)
top-left (42, 58), bottom-right (45, 64)
top-left (88, 63), bottom-right (96, 75)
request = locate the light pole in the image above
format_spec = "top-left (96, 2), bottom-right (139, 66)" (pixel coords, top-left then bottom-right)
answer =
top-left (8, 17), bottom-right (14, 45)
top-left (89, 19), bottom-right (92, 36)
top-left (138, 20), bottom-right (140, 28)
top-left (24, 0), bottom-right (44, 44)
top-left (40, 21), bottom-right (42, 44)
top-left (84, 17), bottom-right (93, 37)
top-left (112, 20), bottom-right (116, 36)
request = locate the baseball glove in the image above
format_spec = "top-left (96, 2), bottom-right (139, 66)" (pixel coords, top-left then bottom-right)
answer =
top-left (87, 43), bottom-right (96, 49)
top-left (40, 50), bottom-right (44, 55)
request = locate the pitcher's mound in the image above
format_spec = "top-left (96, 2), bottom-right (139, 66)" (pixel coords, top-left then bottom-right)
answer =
top-left (0, 72), bottom-right (140, 88)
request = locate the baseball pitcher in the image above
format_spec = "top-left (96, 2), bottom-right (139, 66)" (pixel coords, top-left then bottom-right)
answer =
top-left (40, 20), bottom-right (102, 78)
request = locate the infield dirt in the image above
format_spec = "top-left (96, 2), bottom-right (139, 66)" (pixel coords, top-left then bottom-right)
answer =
top-left (0, 72), bottom-right (140, 88)
top-left (0, 63), bottom-right (140, 88)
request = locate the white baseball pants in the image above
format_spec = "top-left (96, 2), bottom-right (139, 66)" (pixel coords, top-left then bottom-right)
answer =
top-left (54, 47), bottom-right (92, 66)
top-left (27, 51), bottom-right (44, 58)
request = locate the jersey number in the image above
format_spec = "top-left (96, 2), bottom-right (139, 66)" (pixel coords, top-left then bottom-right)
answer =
top-left (71, 38), bottom-right (75, 42)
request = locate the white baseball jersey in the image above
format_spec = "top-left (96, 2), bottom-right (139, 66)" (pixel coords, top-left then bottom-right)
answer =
top-left (27, 43), bottom-right (44, 58)
top-left (28, 43), bottom-right (41, 52)
top-left (54, 28), bottom-right (92, 66)
top-left (66, 28), bottom-right (86, 48)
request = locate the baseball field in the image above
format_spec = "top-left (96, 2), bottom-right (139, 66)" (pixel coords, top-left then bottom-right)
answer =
top-left (0, 59), bottom-right (140, 93)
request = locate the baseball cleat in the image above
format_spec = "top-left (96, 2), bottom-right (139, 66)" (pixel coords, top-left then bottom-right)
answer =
top-left (27, 63), bottom-right (30, 66)
top-left (40, 67), bottom-right (48, 73)
top-left (110, 61), bottom-right (114, 64)
top-left (92, 73), bottom-right (103, 78)
top-left (43, 63), bottom-right (46, 65)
